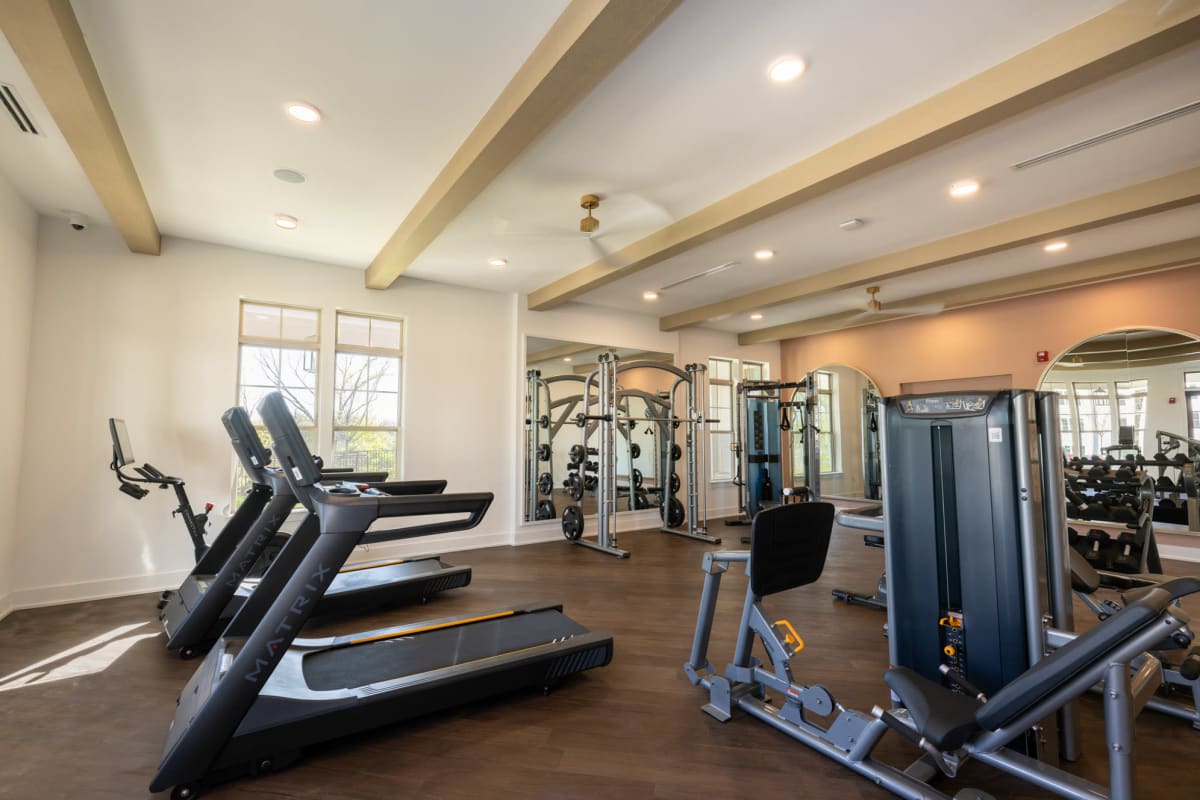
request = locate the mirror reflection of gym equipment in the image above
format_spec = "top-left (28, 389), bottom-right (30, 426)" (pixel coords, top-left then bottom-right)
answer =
top-left (1039, 329), bottom-right (1200, 555)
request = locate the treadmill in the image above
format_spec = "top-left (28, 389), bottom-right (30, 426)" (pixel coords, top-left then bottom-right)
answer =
top-left (151, 392), bottom-right (612, 798)
top-left (158, 406), bottom-right (471, 658)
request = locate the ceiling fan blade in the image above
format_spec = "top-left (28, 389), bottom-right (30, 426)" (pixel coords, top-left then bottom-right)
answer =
top-left (888, 302), bottom-right (945, 316)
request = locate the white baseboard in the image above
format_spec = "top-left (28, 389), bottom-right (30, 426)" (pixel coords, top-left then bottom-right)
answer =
top-left (10, 569), bottom-right (191, 612)
top-left (1159, 544), bottom-right (1200, 564)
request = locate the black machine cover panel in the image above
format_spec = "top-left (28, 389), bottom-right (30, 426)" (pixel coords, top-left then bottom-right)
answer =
top-left (885, 391), bottom-right (1032, 695)
top-left (302, 609), bottom-right (589, 691)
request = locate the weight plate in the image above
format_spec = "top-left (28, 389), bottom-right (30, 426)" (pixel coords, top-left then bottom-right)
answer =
top-left (671, 443), bottom-right (683, 462)
top-left (632, 468), bottom-right (644, 489)
top-left (583, 475), bottom-right (598, 491)
top-left (535, 499), bottom-right (556, 520)
top-left (537, 472), bottom-right (553, 496)
top-left (634, 490), bottom-right (650, 510)
top-left (538, 415), bottom-right (550, 429)
top-left (537, 443), bottom-right (551, 462)
top-left (630, 442), bottom-right (641, 459)
top-left (562, 506), bottom-right (584, 541)
top-left (669, 472), bottom-right (681, 494)
top-left (566, 472), bottom-right (584, 501)
top-left (569, 444), bottom-right (585, 466)
top-left (663, 496), bottom-right (686, 528)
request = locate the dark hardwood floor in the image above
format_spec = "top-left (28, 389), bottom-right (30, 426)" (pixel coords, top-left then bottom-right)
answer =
top-left (1, 520), bottom-right (1197, 799)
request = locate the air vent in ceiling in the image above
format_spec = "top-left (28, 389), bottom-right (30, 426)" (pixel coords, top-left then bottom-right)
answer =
top-left (1012, 99), bottom-right (1200, 170)
top-left (660, 261), bottom-right (740, 292)
top-left (0, 82), bottom-right (40, 135)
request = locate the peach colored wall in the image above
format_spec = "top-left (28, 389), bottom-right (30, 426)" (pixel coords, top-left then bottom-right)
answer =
top-left (781, 265), bottom-right (1200, 395)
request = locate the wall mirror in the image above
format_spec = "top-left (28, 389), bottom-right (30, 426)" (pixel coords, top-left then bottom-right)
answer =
top-left (523, 338), bottom-right (674, 523)
top-left (1039, 328), bottom-right (1200, 534)
top-left (789, 364), bottom-right (883, 502)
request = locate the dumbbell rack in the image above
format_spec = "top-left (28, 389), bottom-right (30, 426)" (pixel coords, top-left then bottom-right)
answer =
top-left (1148, 430), bottom-right (1199, 532)
top-left (1064, 459), bottom-right (1157, 573)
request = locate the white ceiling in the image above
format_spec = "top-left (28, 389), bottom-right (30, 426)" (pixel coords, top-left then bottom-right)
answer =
top-left (67, 0), bottom-right (570, 267)
top-left (3, 0), bottom-right (1197, 341)
top-left (0, 32), bottom-right (108, 224)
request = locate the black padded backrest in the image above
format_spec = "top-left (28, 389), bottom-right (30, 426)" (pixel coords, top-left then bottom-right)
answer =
top-left (977, 589), bottom-right (1171, 731)
top-left (1069, 546), bottom-right (1101, 594)
top-left (258, 392), bottom-right (322, 487)
top-left (750, 502), bottom-right (835, 597)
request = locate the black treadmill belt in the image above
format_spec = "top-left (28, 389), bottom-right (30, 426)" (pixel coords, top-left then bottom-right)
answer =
top-left (302, 609), bottom-right (587, 691)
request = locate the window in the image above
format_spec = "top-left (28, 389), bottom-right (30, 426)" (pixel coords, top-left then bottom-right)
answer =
top-left (233, 301), bottom-right (404, 502)
top-left (1115, 379), bottom-right (1148, 451)
top-left (792, 370), bottom-right (838, 479)
top-left (707, 357), bottom-right (770, 481)
top-left (332, 313), bottom-right (404, 476)
top-left (1073, 382), bottom-right (1112, 457)
top-left (742, 360), bottom-right (769, 381)
top-left (1187, 372), bottom-right (1200, 441)
top-left (708, 357), bottom-right (734, 481)
top-left (235, 302), bottom-right (320, 496)
top-left (1043, 382), bottom-right (1073, 457)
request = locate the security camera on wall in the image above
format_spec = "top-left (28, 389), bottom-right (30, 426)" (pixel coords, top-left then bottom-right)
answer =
top-left (66, 211), bottom-right (89, 231)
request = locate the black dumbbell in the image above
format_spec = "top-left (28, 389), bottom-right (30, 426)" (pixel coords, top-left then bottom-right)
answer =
top-left (1113, 532), bottom-right (1139, 573)
top-left (1084, 529), bottom-right (1111, 568)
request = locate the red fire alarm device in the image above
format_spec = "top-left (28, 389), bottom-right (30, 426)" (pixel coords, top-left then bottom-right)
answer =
top-left (1036, 350), bottom-right (1049, 363)
top-left (1169, 397), bottom-right (1177, 405)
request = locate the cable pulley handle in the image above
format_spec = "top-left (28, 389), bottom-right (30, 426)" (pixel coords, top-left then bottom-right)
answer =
top-left (780, 407), bottom-right (791, 431)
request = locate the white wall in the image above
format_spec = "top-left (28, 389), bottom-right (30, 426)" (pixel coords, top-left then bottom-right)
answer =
top-left (11, 223), bottom-right (518, 608)
top-left (0, 172), bottom-right (38, 620)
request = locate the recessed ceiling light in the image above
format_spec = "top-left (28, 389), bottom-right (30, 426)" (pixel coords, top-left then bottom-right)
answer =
top-left (285, 102), bottom-right (322, 123)
top-left (642, 291), bottom-right (659, 301)
top-left (563, 357), bottom-right (572, 363)
top-left (488, 258), bottom-right (508, 268)
top-left (949, 179), bottom-right (980, 198)
top-left (273, 168), bottom-right (306, 184)
top-left (1043, 240), bottom-right (1069, 253)
top-left (754, 249), bottom-right (775, 261)
top-left (768, 57), bottom-right (806, 83)
top-left (750, 312), bottom-right (764, 320)
top-left (273, 214), bottom-right (298, 230)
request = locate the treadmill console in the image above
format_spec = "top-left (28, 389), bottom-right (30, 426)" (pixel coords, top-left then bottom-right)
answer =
top-left (222, 406), bottom-right (272, 479)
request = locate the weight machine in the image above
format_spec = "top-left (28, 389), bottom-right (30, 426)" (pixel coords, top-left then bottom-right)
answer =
top-left (727, 377), bottom-right (816, 526)
top-left (561, 351), bottom-right (720, 557)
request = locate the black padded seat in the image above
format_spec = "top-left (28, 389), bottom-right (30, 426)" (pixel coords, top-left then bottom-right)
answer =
top-left (1069, 547), bottom-right (1101, 594)
top-left (883, 667), bottom-right (981, 750)
top-left (749, 503), bottom-right (835, 597)
top-left (977, 590), bottom-right (1171, 731)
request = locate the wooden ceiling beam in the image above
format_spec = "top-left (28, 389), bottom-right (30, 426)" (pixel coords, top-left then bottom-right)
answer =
top-left (528, 0), bottom-right (1200, 312)
top-left (365, 0), bottom-right (680, 289)
top-left (677, 166), bottom-right (1200, 333)
top-left (738, 236), bottom-right (1200, 345)
top-left (0, 0), bottom-right (160, 254)
top-left (528, 341), bottom-right (602, 363)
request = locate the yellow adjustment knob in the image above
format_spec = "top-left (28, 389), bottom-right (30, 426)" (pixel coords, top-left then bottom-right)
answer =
top-left (943, 645), bottom-right (956, 657)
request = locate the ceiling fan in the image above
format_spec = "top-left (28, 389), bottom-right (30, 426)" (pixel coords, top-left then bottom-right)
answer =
top-left (492, 192), bottom-right (673, 267)
top-left (847, 286), bottom-right (944, 320)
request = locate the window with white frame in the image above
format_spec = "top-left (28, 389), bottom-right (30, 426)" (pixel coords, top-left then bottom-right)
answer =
top-left (1073, 382), bottom-right (1113, 457)
top-left (708, 357), bottom-right (735, 481)
top-left (741, 360), bottom-right (768, 382)
top-left (1042, 381), bottom-right (1073, 457)
top-left (233, 301), bottom-right (404, 502)
top-left (1115, 378), bottom-right (1148, 451)
top-left (792, 370), bottom-right (838, 478)
top-left (236, 302), bottom-right (320, 493)
top-left (1186, 371), bottom-right (1200, 441)
top-left (332, 312), bottom-right (404, 476)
